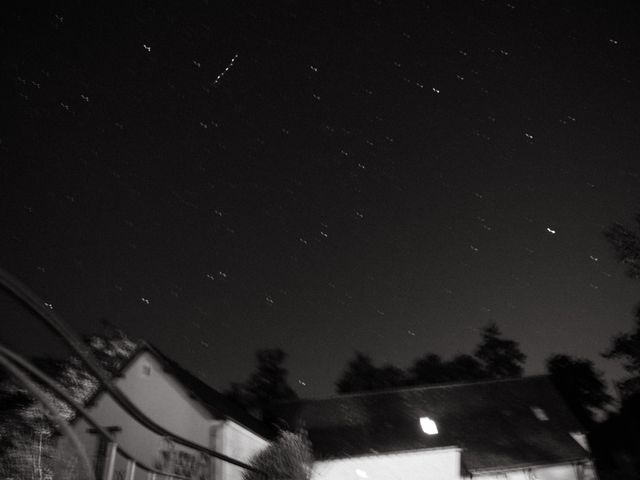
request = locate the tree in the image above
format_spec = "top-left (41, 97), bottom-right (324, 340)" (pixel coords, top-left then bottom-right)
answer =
top-left (593, 213), bottom-right (640, 479)
top-left (408, 353), bottom-right (489, 386)
top-left (226, 348), bottom-right (298, 420)
top-left (474, 322), bottom-right (526, 378)
top-left (546, 354), bottom-right (612, 427)
top-left (225, 381), bottom-right (248, 409)
top-left (408, 353), bottom-right (451, 385)
top-left (445, 354), bottom-right (488, 382)
top-left (603, 214), bottom-right (640, 280)
top-left (242, 429), bottom-right (312, 480)
top-left (335, 352), bottom-right (406, 393)
top-left (602, 313), bottom-right (640, 400)
top-left (374, 363), bottom-right (408, 389)
top-left (603, 214), bottom-right (640, 401)
top-left (0, 328), bottom-right (139, 480)
top-left (336, 352), bottom-right (377, 393)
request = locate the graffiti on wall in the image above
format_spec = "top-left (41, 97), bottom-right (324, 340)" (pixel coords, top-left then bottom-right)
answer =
top-left (153, 438), bottom-right (211, 480)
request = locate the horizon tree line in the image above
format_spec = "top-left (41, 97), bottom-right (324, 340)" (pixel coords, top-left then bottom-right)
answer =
top-left (227, 322), bottom-right (611, 429)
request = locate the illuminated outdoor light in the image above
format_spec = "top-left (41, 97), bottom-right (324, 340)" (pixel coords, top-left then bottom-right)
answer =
top-left (355, 469), bottom-right (368, 478)
top-left (420, 416), bottom-right (438, 435)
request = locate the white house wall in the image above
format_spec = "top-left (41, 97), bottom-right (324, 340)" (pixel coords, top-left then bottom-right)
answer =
top-left (74, 352), bottom-right (213, 463)
top-left (312, 447), bottom-right (462, 480)
top-left (218, 420), bottom-right (270, 480)
top-left (72, 351), bottom-right (268, 480)
top-left (73, 385), bottom-right (213, 478)
top-left (118, 351), bottom-right (214, 445)
top-left (471, 462), bottom-right (597, 480)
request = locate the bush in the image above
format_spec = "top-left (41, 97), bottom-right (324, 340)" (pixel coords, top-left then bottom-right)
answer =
top-left (243, 429), bottom-right (313, 480)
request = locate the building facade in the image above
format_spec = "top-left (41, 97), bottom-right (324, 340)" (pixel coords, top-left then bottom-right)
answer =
top-left (73, 345), bottom-right (598, 480)
top-left (277, 376), bottom-right (598, 480)
top-left (72, 344), bottom-right (270, 480)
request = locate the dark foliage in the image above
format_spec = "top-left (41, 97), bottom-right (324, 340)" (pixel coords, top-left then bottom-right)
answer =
top-left (546, 354), bottom-right (612, 427)
top-left (474, 322), bottom-right (526, 379)
top-left (0, 328), bottom-right (138, 479)
top-left (242, 429), bottom-right (312, 480)
top-left (409, 353), bottom-right (489, 385)
top-left (603, 214), bottom-right (640, 280)
top-left (602, 212), bottom-right (640, 401)
top-left (225, 348), bottom-right (298, 421)
top-left (375, 364), bottom-right (408, 389)
top-left (592, 213), bottom-right (640, 479)
top-left (446, 354), bottom-right (489, 382)
top-left (602, 311), bottom-right (640, 400)
top-left (336, 324), bottom-right (525, 393)
top-left (336, 352), bottom-right (406, 394)
top-left (408, 353), bottom-right (452, 384)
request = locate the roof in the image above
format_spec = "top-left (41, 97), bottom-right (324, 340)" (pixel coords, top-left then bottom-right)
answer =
top-left (274, 376), bottom-right (590, 472)
top-left (93, 341), bottom-right (274, 440)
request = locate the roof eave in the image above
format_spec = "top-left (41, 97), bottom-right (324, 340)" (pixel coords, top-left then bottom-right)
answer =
top-left (467, 456), bottom-right (593, 476)
top-left (314, 444), bottom-right (462, 462)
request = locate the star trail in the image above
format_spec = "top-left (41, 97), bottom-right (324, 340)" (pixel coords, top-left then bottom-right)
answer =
top-left (2, 1), bottom-right (640, 397)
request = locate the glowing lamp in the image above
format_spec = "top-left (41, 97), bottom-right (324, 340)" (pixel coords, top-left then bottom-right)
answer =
top-left (420, 416), bottom-right (438, 435)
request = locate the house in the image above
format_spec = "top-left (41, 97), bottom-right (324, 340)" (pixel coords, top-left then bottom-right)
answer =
top-left (72, 342), bottom-right (272, 480)
top-left (276, 376), bottom-right (598, 480)
top-left (71, 343), bottom-right (598, 480)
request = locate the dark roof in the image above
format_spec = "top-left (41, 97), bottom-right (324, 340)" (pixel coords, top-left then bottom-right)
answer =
top-left (275, 376), bottom-right (589, 472)
top-left (119, 342), bottom-right (274, 440)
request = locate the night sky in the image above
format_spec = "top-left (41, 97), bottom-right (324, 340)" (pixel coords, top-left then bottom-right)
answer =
top-left (2, 1), bottom-right (640, 399)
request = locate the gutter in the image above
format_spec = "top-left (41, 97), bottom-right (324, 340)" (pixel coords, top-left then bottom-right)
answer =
top-left (466, 456), bottom-right (593, 477)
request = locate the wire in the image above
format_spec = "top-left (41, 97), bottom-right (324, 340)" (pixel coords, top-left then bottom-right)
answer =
top-left (0, 344), bottom-right (197, 479)
top-left (0, 266), bottom-right (263, 474)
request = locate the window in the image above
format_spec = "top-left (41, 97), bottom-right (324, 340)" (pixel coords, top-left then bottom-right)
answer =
top-left (419, 416), bottom-right (438, 435)
top-left (531, 406), bottom-right (548, 421)
top-left (570, 432), bottom-right (589, 451)
top-left (142, 364), bottom-right (151, 376)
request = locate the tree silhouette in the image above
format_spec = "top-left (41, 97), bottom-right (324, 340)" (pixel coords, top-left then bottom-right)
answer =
top-left (226, 348), bottom-right (298, 420)
top-left (546, 354), bottom-right (612, 427)
top-left (474, 322), bottom-right (526, 378)
top-left (603, 313), bottom-right (640, 400)
top-left (598, 213), bottom-right (640, 478)
top-left (446, 354), bottom-right (489, 382)
top-left (408, 353), bottom-right (451, 384)
top-left (603, 214), bottom-right (640, 280)
top-left (0, 329), bottom-right (139, 479)
top-left (409, 353), bottom-right (489, 385)
top-left (375, 364), bottom-right (408, 389)
top-left (603, 213), bottom-right (640, 400)
top-left (334, 325), bottom-right (525, 394)
top-left (335, 352), bottom-right (405, 393)
top-left (336, 352), bottom-right (377, 393)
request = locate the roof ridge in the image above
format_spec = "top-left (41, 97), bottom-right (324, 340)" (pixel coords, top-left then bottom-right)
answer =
top-left (119, 342), bottom-right (274, 439)
top-left (292, 374), bottom-right (551, 402)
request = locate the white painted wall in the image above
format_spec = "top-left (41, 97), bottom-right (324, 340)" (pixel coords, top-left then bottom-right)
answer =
top-left (218, 420), bottom-right (270, 480)
top-left (72, 351), bottom-right (268, 480)
top-left (312, 447), bottom-right (462, 480)
top-left (74, 352), bottom-right (214, 466)
top-left (471, 461), bottom-right (597, 480)
top-left (119, 352), bottom-right (214, 445)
